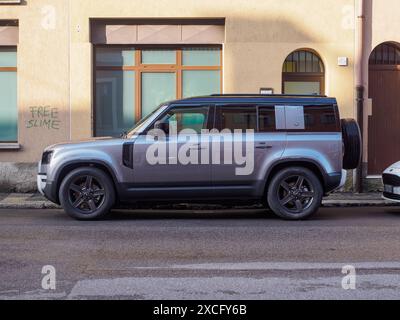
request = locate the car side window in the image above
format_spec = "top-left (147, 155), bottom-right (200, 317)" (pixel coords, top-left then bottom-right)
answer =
top-left (215, 106), bottom-right (257, 131)
top-left (275, 104), bottom-right (340, 132)
top-left (258, 106), bottom-right (276, 132)
top-left (158, 106), bottom-right (209, 134)
top-left (303, 105), bottom-right (339, 132)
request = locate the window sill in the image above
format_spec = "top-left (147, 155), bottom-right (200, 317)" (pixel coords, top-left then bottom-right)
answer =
top-left (0, 143), bottom-right (21, 150)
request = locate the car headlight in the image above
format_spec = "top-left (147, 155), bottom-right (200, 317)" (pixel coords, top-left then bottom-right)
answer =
top-left (41, 151), bottom-right (53, 165)
top-left (387, 167), bottom-right (400, 174)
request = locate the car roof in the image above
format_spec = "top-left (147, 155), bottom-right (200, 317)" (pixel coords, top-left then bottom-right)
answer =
top-left (168, 94), bottom-right (337, 106)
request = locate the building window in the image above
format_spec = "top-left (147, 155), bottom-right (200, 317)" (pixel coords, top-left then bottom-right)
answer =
top-left (94, 46), bottom-right (222, 137)
top-left (369, 42), bottom-right (400, 65)
top-left (0, 47), bottom-right (17, 142)
top-left (282, 49), bottom-right (325, 95)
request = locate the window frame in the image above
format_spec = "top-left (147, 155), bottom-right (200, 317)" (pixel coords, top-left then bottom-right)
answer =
top-left (369, 42), bottom-right (400, 66)
top-left (93, 45), bottom-right (223, 137)
top-left (282, 74), bottom-right (325, 95)
top-left (157, 104), bottom-right (211, 135)
top-left (140, 104), bottom-right (213, 135)
top-left (0, 45), bottom-right (18, 143)
top-left (282, 49), bottom-right (325, 95)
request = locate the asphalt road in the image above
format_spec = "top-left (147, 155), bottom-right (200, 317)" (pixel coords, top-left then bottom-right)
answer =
top-left (1, 207), bottom-right (400, 300)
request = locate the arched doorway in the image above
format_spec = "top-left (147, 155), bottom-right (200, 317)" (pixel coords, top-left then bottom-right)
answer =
top-left (368, 42), bottom-right (400, 174)
top-left (282, 49), bottom-right (325, 95)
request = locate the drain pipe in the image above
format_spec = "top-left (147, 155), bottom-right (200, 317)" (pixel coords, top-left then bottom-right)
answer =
top-left (355, 0), bottom-right (365, 193)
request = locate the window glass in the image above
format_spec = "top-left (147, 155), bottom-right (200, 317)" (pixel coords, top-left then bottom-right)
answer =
top-left (141, 73), bottom-right (176, 117)
top-left (141, 50), bottom-right (176, 64)
top-left (0, 48), bottom-right (17, 67)
top-left (283, 50), bottom-right (324, 73)
top-left (159, 106), bottom-right (209, 134)
top-left (94, 46), bottom-right (222, 137)
top-left (182, 48), bottom-right (220, 66)
top-left (182, 70), bottom-right (220, 97)
top-left (258, 106), bottom-right (276, 132)
top-left (95, 70), bottom-right (135, 137)
top-left (96, 48), bottom-right (135, 66)
top-left (216, 106), bottom-right (257, 131)
top-left (0, 71), bottom-right (17, 142)
top-left (304, 105), bottom-right (338, 132)
top-left (284, 81), bottom-right (320, 95)
top-left (0, 47), bottom-right (17, 142)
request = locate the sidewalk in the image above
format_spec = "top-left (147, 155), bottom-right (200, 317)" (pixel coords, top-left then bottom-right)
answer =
top-left (0, 192), bottom-right (397, 209)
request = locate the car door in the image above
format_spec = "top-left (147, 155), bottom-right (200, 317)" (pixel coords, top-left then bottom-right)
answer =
top-left (211, 104), bottom-right (287, 197)
top-left (130, 104), bottom-right (213, 199)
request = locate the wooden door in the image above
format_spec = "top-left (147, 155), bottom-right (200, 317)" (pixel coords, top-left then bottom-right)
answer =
top-left (368, 65), bottom-right (400, 174)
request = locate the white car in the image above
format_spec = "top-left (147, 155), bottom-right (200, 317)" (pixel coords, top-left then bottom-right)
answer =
top-left (383, 161), bottom-right (400, 202)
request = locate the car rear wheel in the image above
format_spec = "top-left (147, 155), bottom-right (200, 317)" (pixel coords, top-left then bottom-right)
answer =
top-left (59, 167), bottom-right (115, 220)
top-left (267, 167), bottom-right (323, 220)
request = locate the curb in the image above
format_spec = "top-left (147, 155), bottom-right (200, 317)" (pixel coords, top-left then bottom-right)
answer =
top-left (0, 202), bottom-right (60, 209)
top-left (0, 200), bottom-right (398, 210)
top-left (321, 200), bottom-right (399, 207)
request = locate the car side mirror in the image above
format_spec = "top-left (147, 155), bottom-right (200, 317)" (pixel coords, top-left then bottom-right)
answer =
top-left (154, 120), bottom-right (169, 135)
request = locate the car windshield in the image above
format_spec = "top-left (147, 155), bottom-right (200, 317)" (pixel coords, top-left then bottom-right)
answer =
top-left (127, 104), bottom-right (168, 137)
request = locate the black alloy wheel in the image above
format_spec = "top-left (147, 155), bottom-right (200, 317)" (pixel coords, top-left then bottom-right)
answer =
top-left (267, 167), bottom-right (323, 220)
top-left (59, 167), bottom-right (115, 220)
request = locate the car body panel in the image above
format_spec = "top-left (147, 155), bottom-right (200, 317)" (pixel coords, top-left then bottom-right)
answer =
top-left (37, 95), bottom-right (346, 205)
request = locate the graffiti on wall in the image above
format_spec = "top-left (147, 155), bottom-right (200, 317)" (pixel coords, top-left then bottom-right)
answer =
top-left (26, 106), bottom-right (61, 130)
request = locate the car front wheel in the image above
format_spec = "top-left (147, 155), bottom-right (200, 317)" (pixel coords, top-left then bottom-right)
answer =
top-left (267, 167), bottom-right (323, 220)
top-left (59, 167), bottom-right (115, 220)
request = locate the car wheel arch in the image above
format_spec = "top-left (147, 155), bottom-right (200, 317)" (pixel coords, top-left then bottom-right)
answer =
top-left (54, 161), bottom-right (119, 203)
top-left (262, 159), bottom-right (327, 195)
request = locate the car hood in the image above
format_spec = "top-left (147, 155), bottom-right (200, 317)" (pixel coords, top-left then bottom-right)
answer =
top-left (384, 161), bottom-right (400, 172)
top-left (44, 136), bottom-right (137, 151)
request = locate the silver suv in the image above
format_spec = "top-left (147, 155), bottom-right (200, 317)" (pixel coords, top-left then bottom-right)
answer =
top-left (37, 94), bottom-right (361, 220)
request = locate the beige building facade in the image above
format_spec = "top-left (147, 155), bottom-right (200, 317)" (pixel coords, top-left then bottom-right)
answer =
top-left (0, 0), bottom-right (397, 191)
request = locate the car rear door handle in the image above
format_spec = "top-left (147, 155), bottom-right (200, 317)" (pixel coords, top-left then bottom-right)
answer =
top-left (256, 143), bottom-right (273, 149)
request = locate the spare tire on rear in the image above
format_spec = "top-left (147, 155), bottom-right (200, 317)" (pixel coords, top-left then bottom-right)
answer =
top-left (341, 118), bottom-right (361, 170)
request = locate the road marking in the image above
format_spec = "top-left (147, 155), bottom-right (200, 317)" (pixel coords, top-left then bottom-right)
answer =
top-left (66, 274), bottom-right (400, 300)
top-left (133, 261), bottom-right (400, 271)
top-left (3, 262), bottom-right (400, 300)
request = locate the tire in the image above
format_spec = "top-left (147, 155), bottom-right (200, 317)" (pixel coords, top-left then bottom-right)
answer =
top-left (59, 167), bottom-right (115, 220)
top-left (267, 167), bottom-right (323, 220)
top-left (341, 118), bottom-right (361, 170)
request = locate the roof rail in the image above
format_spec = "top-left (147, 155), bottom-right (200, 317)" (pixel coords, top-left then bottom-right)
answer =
top-left (209, 93), bottom-right (328, 98)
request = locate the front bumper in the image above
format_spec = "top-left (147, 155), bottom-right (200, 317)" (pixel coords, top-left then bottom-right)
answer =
top-left (37, 173), bottom-right (47, 196)
top-left (37, 160), bottom-right (59, 204)
top-left (37, 160), bottom-right (46, 195)
top-left (382, 166), bottom-right (400, 202)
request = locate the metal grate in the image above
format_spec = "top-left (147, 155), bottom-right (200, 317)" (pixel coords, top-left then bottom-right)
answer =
top-left (369, 42), bottom-right (400, 65)
top-left (283, 50), bottom-right (324, 73)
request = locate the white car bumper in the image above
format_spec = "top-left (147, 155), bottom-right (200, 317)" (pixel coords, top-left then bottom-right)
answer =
top-left (382, 162), bottom-right (400, 202)
top-left (37, 161), bottom-right (46, 195)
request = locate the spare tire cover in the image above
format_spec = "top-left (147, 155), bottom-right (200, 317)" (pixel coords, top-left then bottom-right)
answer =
top-left (341, 118), bottom-right (361, 170)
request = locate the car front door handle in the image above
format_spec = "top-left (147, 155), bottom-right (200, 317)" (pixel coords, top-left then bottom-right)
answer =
top-left (189, 143), bottom-right (206, 150)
